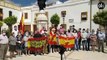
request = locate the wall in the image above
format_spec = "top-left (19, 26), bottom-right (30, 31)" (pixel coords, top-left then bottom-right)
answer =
top-left (0, 5), bottom-right (21, 31)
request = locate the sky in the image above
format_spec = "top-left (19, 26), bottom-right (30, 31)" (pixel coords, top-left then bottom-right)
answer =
top-left (7, 0), bottom-right (67, 6)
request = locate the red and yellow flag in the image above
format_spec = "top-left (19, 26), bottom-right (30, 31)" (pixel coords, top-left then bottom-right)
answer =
top-left (48, 32), bottom-right (57, 45)
top-left (58, 36), bottom-right (75, 48)
top-left (19, 14), bottom-right (24, 34)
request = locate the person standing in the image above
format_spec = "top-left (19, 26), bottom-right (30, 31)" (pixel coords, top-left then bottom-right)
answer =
top-left (66, 30), bottom-right (73, 37)
top-left (33, 29), bottom-right (43, 55)
top-left (81, 29), bottom-right (87, 50)
top-left (97, 30), bottom-right (105, 52)
top-left (42, 30), bottom-right (48, 54)
top-left (86, 29), bottom-right (91, 51)
top-left (23, 31), bottom-right (30, 55)
top-left (9, 32), bottom-right (17, 59)
top-left (90, 29), bottom-right (97, 51)
top-left (16, 32), bottom-right (23, 56)
top-left (0, 31), bottom-right (9, 60)
top-left (49, 27), bottom-right (56, 53)
top-left (72, 29), bottom-right (78, 50)
top-left (59, 25), bottom-right (65, 35)
top-left (77, 28), bottom-right (82, 50)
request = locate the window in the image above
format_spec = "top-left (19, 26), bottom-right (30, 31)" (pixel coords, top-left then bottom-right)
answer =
top-left (0, 8), bottom-right (3, 20)
top-left (61, 11), bottom-right (66, 17)
top-left (24, 13), bottom-right (28, 19)
top-left (81, 12), bottom-right (88, 21)
top-left (9, 11), bottom-right (12, 17)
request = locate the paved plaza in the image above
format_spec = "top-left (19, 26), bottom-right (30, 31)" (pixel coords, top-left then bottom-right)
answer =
top-left (7, 50), bottom-right (107, 60)
top-left (6, 43), bottom-right (107, 60)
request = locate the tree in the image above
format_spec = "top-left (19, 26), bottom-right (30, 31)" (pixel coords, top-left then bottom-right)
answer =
top-left (50, 14), bottom-right (60, 27)
top-left (93, 10), bottom-right (107, 45)
top-left (3, 16), bottom-right (17, 32)
top-left (0, 21), bottom-right (3, 33)
top-left (93, 11), bottom-right (107, 26)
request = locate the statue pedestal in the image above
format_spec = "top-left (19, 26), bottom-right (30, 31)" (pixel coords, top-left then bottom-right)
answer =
top-left (36, 10), bottom-right (48, 30)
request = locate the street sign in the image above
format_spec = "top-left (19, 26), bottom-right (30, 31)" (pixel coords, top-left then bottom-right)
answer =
top-left (98, 1), bottom-right (105, 9)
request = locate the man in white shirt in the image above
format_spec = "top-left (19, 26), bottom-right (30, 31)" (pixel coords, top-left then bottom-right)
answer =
top-left (81, 29), bottom-right (87, 50)
top-left (12, 26), bottom-right (18, 37)
top-left (97, 30), bottom-right (105, 52)
top-left (0, 30), bottom-right (9, 60)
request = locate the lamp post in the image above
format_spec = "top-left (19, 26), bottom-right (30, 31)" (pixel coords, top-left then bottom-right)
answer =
top-left (90, 0), bottom-right (92, 32)
top-left (58, 45), bottom-right (66, 60)
top-left (61, 11), bottom-right (66, 30)
top-left (61, 11), bottom-right (66, 24)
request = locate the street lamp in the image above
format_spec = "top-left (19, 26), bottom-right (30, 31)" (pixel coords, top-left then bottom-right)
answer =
top-left (61, 11), bottom-right (66, 24)
top-left (90, 0), bottom-right (92, 32)
top-left (61, 11), bottom-right (66, 30)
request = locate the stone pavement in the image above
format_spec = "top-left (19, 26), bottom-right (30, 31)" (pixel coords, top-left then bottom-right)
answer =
top-left (7, 50), bottom-right (107, 60)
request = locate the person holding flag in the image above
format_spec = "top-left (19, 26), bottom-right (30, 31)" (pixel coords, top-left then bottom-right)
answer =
top-left (49, 27), bottom-right (57, 53)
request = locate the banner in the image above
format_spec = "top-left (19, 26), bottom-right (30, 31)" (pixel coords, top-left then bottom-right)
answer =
top-left (48, 32), bottom-right (57, 45)
top-left (48, 31), bottom-right (75, 48)
top-left (58, 36), bottom-right (75, 48)
top-left (27, 37), bottom-right (47, 52)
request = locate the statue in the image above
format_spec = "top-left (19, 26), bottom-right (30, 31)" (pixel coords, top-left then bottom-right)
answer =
top-left (37, 0), bottom-right (46, 10)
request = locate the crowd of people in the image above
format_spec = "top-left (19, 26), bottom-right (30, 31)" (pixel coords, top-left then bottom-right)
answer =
top-left (0, 25), bottom-right (106, 60)
top-left (50, 25), bottom-right (106, 52)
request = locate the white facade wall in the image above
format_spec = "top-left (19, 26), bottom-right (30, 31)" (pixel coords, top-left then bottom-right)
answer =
top-left (0, 6), bottom-right (21, 22)
top-left (21, 9), bottom-right (32, 25)
top-left (0, 5), bottom-right (21, 31)
top-left (45, 0), bottom-right (107, 31)
top-left (46, 1), bottom-right (91, 30)
top-left (1, 0), bottom-right (107, 32)
top-left (18, 0), bottom-right (107, 32)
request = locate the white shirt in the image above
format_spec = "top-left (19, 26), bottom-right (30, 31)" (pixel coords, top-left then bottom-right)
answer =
top-left (12, 30), bottom-right (18, 37)
top-left (23, 36), bottom-right (30, 47)
top-left (72, 33), bottom-right (77, 38)
top-left (66, 32), bottom-right (73, 37)
top-left (87, 32), bottom-right (90, 38)
top-left (82, 32), bottom-right (87, 40)
top-left (98, 32), bottom-right (105, 40)
top-left (0, 34), bottom-right (9, 44)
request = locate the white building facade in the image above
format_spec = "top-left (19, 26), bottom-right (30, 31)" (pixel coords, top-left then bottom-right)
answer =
top-left (0, 1), bottom-right (21, 31)
top-left (0, 0), bottom-right (107, 32)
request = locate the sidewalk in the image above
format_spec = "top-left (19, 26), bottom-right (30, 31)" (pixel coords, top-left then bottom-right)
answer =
top-left (7, 50), bottom-right (107, 60)
top-left (104, 43), bottom-right (107, 52)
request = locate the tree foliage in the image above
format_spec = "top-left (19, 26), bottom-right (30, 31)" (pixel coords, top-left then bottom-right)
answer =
top-left (3, 16), bottom-right (17, 32)
top-left (0, 21), bottom-right (3, 27)
top-left (50, 14), bottom-right (60, 26)
top-left (0, 21), bottom-right (3, 33)
top-left (3, 16), bottom-right (17, 26)
top-left (93, 11), bottom-right (107, 26)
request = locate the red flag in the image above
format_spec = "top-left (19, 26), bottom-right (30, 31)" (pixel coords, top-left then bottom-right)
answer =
top-left (19, 14), bottom-right (24, 34)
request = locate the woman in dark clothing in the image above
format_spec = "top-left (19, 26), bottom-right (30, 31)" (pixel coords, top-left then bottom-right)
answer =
top-left (16, 32), bottom-right (23, 56)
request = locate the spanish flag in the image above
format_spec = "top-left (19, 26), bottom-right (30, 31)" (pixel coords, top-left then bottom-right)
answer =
top-left (58, 36), bottom-right (75, 48)
top-left (19, 14), bottom-right (24, 34)
top-left (48, 32), bottom-right (57, 45)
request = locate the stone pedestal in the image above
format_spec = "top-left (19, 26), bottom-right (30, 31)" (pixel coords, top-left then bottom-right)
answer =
top-left (36, 10), bottom-right (48, 30)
